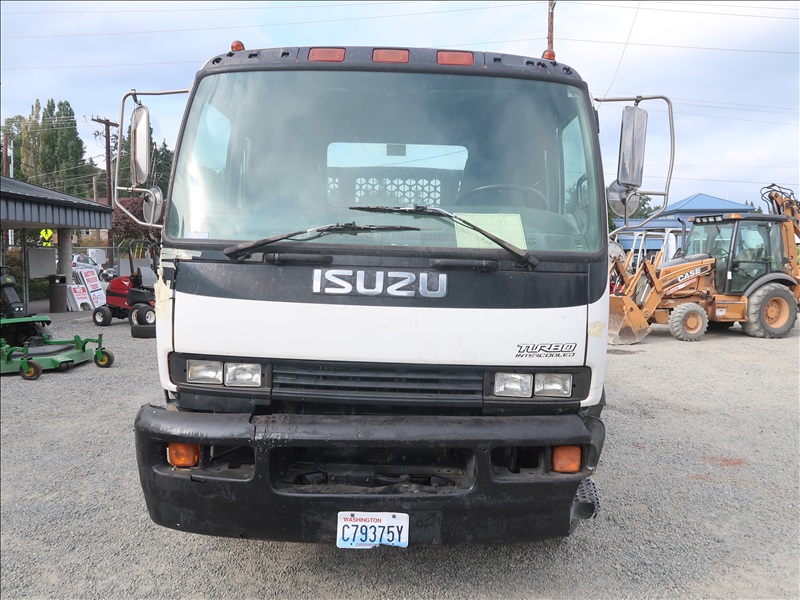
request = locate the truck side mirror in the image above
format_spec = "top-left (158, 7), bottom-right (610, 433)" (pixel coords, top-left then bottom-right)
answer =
top-left (131, 104), bottom-right (152, 187)
top-left (617, 106), bottom-right (648, 188)
top-left (142, 186), bottom-right (164, 225)
top-left (607, 180), bottom-right (640, 218)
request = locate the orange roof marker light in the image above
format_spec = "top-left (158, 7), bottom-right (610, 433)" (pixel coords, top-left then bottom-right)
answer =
top-left (309, 48), bottom-right (346, 62)
top-left (437, 51), bottom-right (474, 66)
top-left (542, 49), bottom-right (556, 60)
top-left (231, 40), bottom-right (245, 52)
top-left (373, 49), bottom-right (409, 63)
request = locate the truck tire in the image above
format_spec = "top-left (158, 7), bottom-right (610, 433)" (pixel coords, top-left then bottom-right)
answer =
top-left (742, 283), bottom-right (798, 338)
top-left (131, 323), bottom-right (157, 339)
top-left (668, 302), bottom-right (708, 341)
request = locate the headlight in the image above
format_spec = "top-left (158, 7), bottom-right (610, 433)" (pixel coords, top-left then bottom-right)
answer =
top-left (187, 360), bottom-right (223, 384)
top-left (224, 362), bottom-right (262, 387)
top-left (494, 373), bottom-right (533, 398)
top-left (534, 373), bottom-right (573, 397)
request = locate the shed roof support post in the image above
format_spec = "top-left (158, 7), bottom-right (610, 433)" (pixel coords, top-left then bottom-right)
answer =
top-left (57, 228), bottom-right (73, 283)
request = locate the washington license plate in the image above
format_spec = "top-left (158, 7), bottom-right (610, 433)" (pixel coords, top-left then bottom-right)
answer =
top-left (336, 511), bottom-right (409, 549)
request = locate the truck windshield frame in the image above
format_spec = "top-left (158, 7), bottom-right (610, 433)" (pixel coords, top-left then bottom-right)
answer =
top-left (166, 69), bottom-right (604, 255)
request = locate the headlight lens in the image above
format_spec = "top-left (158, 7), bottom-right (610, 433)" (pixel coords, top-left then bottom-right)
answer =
top-left (224, 362), bottom-right (262, 387)
top-left (534, 373), bottom-right (573, 397)
top-left (494, 373), bottom-right (533, 398)
top-left (187, 360), bottom-right (223, 384)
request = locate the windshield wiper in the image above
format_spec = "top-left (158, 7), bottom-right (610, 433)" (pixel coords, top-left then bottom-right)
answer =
top-left (349, 205), bottom-right (539, 268)
top-left (223, 221), bottom-right (420, 261)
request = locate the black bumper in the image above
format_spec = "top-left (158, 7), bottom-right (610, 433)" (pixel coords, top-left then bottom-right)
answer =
top-left (134, 404), bottom-right (605, 545)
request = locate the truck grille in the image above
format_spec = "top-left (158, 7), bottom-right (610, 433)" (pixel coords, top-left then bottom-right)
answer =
top-left (271, 361), bottom-right (484, 407)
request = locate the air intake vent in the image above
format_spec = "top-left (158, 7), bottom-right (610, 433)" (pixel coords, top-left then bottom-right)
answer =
top-left (272, 362), bottom-right (483, 407)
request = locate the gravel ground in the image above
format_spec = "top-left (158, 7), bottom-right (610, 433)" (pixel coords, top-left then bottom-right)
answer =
top-left (1, 316), bottom-right (798, 600)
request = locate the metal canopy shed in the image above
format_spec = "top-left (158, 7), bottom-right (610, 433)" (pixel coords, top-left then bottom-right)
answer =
top-left (1, 175), bottom-right (112, 312)
top-left (1, 175), bottom-right (111, 230)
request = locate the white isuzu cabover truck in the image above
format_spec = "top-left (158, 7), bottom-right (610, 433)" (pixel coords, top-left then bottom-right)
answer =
top-left (118, 43), bottom-right (673, 547)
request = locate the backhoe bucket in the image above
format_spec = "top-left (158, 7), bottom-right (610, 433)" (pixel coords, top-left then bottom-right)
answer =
top-left (608, 295), bottom-right (652, 345)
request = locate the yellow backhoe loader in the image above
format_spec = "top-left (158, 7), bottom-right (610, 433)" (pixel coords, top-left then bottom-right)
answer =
top-left (609, 184), bottom-right (800, 344)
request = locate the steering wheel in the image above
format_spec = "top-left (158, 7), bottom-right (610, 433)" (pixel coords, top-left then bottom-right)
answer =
top-left (453, 184), bottom-right (548, 210)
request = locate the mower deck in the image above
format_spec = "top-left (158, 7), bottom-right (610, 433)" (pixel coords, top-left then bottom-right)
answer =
top-left (1, 318), bottom-right (114, 380)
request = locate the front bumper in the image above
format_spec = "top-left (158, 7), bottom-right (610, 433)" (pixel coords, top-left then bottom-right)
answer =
top-left (135, 404), bottom-right (605, 545)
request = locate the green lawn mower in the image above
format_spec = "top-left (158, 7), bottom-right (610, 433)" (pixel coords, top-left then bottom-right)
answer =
top-left (1, 266), bottom-right (114, 380)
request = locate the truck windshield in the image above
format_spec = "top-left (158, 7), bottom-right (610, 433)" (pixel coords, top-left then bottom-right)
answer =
top-left (168, 70), bottom-right (603, 254)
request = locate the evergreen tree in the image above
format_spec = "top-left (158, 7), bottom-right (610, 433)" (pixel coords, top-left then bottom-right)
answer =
top-left (55, 101), bottom-right (86, 196)
top-left (1, 114), bottom-right (25, 180)
top-left (38, 99), bottom-right (58, 187)
top-left (20, 100), bottom-right (42, 182)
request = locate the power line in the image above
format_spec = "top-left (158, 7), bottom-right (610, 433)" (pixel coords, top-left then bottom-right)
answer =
top-left (566, 1), bottom-right (799, 20)
top-left (2, 1), bottom-right (420, 14)
top-left (5, 34), bottom-right (794, 73)
top-left (4, 2), bottom-right (541, 39)
top-left (600, 1), bottom-right (640, 101)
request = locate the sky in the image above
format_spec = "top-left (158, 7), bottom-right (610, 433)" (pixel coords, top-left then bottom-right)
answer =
top-left (1, 0), bottom-right (798, 209)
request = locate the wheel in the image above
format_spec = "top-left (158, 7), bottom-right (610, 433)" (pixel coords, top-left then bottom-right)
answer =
top-left (741, 283), bottom-right (798, 338)
top-left (668, 303), bottom-right (708, 341)
top-left (454, 184), bottom-right (548, 209)
top-left (128, 303), bottom-right (147, 326)
top-left (130, 323), bottom-right (157, 339)
top-left (19, 360), bottom-right (43, 380)
top-left (94, 350), bottom-right (115, 368)
top-left (93, 306), bottom-right (113, 326)
top-left (137, 305), bottom-right (156, 325)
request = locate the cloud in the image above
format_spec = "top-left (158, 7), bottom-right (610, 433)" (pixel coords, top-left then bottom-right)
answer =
top-left (1, 0), bottom-right (797, 204)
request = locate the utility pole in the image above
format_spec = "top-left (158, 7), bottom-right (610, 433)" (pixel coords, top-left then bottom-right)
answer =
top-left (2, 133), bottom-right (7, 176)
top-left (92, 116), bottom-right (119, 267)
top-left (91, 116), bottom-right (118, 206)
top-left (543, 1), bottom-right (556, 60)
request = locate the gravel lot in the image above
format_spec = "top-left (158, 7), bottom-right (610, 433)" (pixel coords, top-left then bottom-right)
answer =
top-left (1, 315), bottom-right (798, 599)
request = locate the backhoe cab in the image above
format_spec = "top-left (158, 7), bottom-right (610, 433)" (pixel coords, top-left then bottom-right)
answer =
top-left (609, 184), bottom-right (800, 344)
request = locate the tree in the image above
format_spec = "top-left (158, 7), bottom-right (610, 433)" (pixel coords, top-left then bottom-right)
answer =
top-left (20, 100), bottom-right (41, 182)
top-left (111, 197), bottom-right (162, 245)
top-left (3, 98), bottom-right (99, 198)
top-left (608, 194), bottom-right (655, 233)
top-left (1, 114), bottom-right (26, 179)
top-left (38, 99), bottom-right (58, 187)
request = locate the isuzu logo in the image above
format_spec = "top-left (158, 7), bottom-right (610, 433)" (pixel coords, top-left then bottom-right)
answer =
top-left (312, 269), bottom-right (447, 298)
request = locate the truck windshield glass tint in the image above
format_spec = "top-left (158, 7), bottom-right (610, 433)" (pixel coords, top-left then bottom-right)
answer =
top-left (168, 71), bottom-right (603, 253)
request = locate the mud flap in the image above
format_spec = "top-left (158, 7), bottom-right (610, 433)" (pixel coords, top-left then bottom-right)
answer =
top-left (608, 295), bottom-right (652, 345)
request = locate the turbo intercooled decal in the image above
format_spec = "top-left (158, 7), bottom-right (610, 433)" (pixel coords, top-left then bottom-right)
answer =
top-left (515, 343), bottom-right (578, 358)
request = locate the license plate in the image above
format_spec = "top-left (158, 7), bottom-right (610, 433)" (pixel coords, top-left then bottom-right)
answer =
top-left (336, 511), bottom-right (409, 549)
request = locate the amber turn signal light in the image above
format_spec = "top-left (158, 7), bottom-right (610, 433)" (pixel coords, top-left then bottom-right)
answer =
top-left (167, 442), bottom-right (200, 467)
top-left (552, 445), bottom-right (581, 473)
